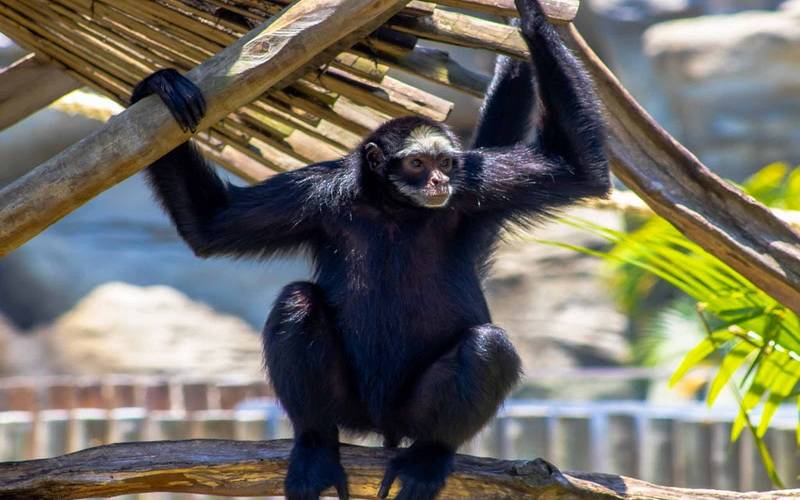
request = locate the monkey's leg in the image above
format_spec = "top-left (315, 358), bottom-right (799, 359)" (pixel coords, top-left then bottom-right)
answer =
top-left (379, 324), bottom-right (521, 500)
top-left (263, 281), bottom-right (352, 500)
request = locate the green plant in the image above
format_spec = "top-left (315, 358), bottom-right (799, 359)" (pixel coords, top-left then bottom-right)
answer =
top-left (538, 163), bottom-right (800, 486)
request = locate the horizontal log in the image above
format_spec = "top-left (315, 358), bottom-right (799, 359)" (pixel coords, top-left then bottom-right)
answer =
top-left (388, 9), bottom-right (526, 57)
top-left (0, 0), bottom-right (415, 257)
top-left (0, 53), bottom-right (81, 131)
top-left (1, 439), bottom-right (797, 499)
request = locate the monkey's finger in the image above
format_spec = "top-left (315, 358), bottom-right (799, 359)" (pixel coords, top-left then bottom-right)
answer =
top-left (378, 468), bottom-right (398, 499)
top-left (173, 76), bottom-right (206, 130)
top-left (335, 477), bottom-right (350, 500)
top-left (163, 75), bottom-right (203, 133)
top-left (396, 481), bottom-right (440, 500)
top-left (161, 84), bottom-right (194, 133)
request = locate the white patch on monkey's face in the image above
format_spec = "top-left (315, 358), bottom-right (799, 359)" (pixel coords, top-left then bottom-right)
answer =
top-left (390, 176), bottom-right (453, 208)
top-left (394, 125), bottom-right (458, 159)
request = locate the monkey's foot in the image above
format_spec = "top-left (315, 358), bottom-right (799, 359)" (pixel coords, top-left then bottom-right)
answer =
top-left (285, 434), bottom-right (349, 500)
top-left (378, 442), bottom-right (454, 500)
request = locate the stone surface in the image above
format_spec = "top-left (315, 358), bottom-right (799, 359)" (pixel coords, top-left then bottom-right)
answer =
top-left (645, 8), bottom-right (800, 179)
top-left (577, 0), bottom-right (788, 179)
top-left (486, 208), bottom-right (630, 373)
top-left (42, 282), bottom-right (263, 377)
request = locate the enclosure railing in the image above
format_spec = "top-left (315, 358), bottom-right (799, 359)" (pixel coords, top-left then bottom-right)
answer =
top-left (1, 376), bottom-right (797, 495)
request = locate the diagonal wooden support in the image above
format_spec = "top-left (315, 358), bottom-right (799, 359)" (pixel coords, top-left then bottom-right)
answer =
top-left (0, 0), bottom-right (413, 257)
top-left (0, 53), bottom-right (80, 132)
top-left (2, 439), bottom-right (798, 499)
top-left (557, 25), bottom-right (800, 315)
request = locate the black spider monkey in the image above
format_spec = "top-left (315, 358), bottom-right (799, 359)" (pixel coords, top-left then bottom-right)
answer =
top-left (130, 0), bottom-right (609, 498)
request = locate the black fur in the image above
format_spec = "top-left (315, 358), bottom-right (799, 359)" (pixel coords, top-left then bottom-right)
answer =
top-left (130, 1), bottom-right (609, 498)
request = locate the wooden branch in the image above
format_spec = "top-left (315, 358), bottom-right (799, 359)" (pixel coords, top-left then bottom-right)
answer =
top-left (1, 439), bottom-right (797, 499)
top-left (0, 0), bottom-right (414, 257)
top-left (590, 191), bottom-right (800, 231)
top-left (388, 9), bottom-right (526, 57)
top-left (314, 67), bottom-right (453, 121)
top-left (0, 54), bottom-right (81, 131)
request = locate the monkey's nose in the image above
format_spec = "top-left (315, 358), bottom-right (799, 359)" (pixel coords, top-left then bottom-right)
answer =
top-left (430, 175), bottom-right (449, 186)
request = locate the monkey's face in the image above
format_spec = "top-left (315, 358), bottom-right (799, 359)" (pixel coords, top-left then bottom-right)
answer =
top-left (363, 122), bottom-right (461, 209)
top-left (389, 153), bottom-right (454, 208)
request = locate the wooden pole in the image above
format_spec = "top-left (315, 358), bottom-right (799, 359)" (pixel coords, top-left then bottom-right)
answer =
top-left (0, 54), bottom-right (80, 132)
top-left (0, 0), bottom-right (413, 257)
top-left (1, 439), bottom-right (798, 499)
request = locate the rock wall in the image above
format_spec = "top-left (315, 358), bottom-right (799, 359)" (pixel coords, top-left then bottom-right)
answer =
top-left (578, 0), bottom-right (791, 179)
top-left (42, 282), bottom-right (264, 377)
top-left (644, 5), bottom-right (800, 179)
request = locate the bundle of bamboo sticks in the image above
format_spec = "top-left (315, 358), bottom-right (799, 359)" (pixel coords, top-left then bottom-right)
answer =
top-left (0, 0), bottom-right (557, 181)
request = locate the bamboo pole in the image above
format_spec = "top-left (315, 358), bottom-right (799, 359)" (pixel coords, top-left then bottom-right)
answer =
top-left (19, 0), bottom-right (407, 151)
top-left (2, 439), bottom-right (797, 499)
top-left (0, 54), bottom-right (81, 131)
top-left (0, 0), bottom-right (415, 256)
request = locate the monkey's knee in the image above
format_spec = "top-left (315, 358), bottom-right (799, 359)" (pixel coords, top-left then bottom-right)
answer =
top-left (263, 281), bottom-right (331, 383)
top-left (264, 281), bottom-right (325, 338)
top-left (463, 324), bottom-right (522, 391)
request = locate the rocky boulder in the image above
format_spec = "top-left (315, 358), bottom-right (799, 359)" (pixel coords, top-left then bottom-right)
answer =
top-left (43, 282), bottom-right (264, 377)
top-left (644, 7), bottom-right (800, 179)
top-left (486, 208), bottom-right (630, 374)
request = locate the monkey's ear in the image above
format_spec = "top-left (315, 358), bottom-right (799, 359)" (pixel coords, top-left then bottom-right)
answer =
top-left (364, 142), bottom-right (385, 171)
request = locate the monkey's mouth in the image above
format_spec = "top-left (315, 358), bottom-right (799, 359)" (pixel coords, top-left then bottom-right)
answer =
top-left (421, 185), bottom-right (452, 208)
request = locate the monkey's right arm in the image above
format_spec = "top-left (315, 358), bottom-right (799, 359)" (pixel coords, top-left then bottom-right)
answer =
top-left (131, 70), bottom-right (332, 259)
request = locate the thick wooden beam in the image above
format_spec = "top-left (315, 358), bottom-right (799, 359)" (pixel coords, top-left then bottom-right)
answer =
top-left (0, 0), bottom-right (414, 257)
top-left (591, 191), bottom-right (800, 231)
top-left (558, 25), bottom-right (800, 315)
top-left (0, 54), bottom-right (80, 131)
top-left (1, 439), bottom-right (797, 499)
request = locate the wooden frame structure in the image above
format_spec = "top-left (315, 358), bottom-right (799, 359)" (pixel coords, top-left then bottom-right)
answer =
top-left (0, 1), bottom-right (799, 498)
top-left (0, 0), bottom-right (797, 313)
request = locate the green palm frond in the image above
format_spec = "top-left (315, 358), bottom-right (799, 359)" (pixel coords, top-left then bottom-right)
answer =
top-left (535, 163), bottom-right (800, 486)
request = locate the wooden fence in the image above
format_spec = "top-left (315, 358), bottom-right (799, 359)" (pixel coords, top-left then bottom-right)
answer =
top-left (0, 377), bottom-right (798, 497)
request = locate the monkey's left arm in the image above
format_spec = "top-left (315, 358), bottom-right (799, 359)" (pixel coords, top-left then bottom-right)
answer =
top-left (456, 0), bottom-right (610, 219)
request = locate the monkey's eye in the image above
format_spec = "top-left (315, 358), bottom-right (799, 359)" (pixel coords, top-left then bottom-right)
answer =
top-left (439, 157), bottom-right (452, 171)
top-left (409, 158), bottom-right (423, 169)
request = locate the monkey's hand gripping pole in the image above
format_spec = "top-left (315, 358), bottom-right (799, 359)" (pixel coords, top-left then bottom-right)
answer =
top-left (0, 0), bottom-right (422, 257)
